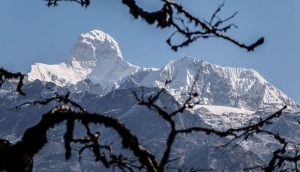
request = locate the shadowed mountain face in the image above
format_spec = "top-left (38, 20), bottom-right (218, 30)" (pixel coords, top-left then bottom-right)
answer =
top-left (0, 81), bottom-right (263, 171)
top-left (1, 30), bottom-right (299, 171)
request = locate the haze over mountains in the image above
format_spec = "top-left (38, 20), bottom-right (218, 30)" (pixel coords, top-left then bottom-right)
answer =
top-left (1, 30), bottom-right (299, 171)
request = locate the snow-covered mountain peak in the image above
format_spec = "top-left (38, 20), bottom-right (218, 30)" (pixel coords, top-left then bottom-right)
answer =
top-left (66, 30), bottom-right (123, 66)
top-left (27, 31), bottom-right (298, 112)
top-left (28, 30), bottom-right (139, 87)
top-left (169, 56), bottom-right (207, 67)
top-left (134, 56), bottom-right (297, 111)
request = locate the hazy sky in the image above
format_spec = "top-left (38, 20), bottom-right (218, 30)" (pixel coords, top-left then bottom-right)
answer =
top-left (1, 1), bottom-right (300, 103)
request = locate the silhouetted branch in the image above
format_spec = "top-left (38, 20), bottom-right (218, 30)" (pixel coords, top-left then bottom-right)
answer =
top-left (133, 82), bottom-right (292, 171)
top-left (11, 91), bottom-right (86, 112)
top-left (45, 0), bottom-right (264, 51)
top-left (166, 165), bottom-right (214, 172)
top-left (0, 67), bottom-right (25, 95)
top-left (2, 105), bottom-right (159, 171)
top-left (45, 0), bottom-right (90, 7)
top-left (0, 74), bottom-right (296, 172)
top-left (64, 119), bottom-right (75, 160)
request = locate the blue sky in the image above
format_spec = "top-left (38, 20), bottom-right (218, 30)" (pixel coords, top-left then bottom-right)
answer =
top-left (1, 1), bottom-right (300, 103)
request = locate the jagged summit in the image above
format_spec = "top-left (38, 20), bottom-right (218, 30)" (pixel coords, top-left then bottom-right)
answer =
top-left (28, 30), bottom-right (142, 87)
top-left (126, 56), bottom-right (298, 111)
top-left (66, 30), bottom-right (123, 65)
top-left (27, 31), bottom-right (298, 112)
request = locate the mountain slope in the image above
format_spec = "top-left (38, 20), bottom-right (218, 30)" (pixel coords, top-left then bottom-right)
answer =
top-left (27, 30), bottom-right (298, 112)
top-left (0, 81), bottom-right (263, 171)
top-left (28, 30), bottom-right (157, 87)
top-left (123, 56), bottom-right (297, 111)
top-left (1, 29), bottom-right (299, 171)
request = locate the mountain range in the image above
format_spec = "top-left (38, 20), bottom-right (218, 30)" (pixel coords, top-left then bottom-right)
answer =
top-left (1, 30), bottom-right (299, 171)
top-left (28, 30), bottom-right (298, 112)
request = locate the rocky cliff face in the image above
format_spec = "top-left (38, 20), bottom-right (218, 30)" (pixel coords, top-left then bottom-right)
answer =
top-left (8, 29), bottom-right (299, 171)
top-left (0, 81), bottom-right (263, 171)
top-left (120, 56), bottom-right (297, 111)
top-left (28, 30), bottom-right (298, 112)
top-left (28, 30), bottom-right (151, 87)
top-left (28, 30), bottom-right (298, 111)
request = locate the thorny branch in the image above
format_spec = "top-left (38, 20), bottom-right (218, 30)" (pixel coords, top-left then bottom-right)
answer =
top-left (45, 0), bottom-right (264, 51)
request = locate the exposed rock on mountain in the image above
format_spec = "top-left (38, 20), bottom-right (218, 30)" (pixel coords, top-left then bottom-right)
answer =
top-left (3, 30), bottom-right (299, 171)
top-left (28, 30), bottom-right (298, 112)
top-left (28, 30), bottom-right (156, 87)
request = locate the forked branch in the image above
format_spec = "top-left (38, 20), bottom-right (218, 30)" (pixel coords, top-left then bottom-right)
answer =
top-left (44, 0), bottom-right (264, 51)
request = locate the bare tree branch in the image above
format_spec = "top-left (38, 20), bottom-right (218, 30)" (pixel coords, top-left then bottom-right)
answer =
top-left (0, 67), bottom-right (25, 95)
top-left (44, 0), bottom-right (264, 52)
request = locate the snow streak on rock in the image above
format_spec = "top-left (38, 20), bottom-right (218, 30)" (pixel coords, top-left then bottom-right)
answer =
top-left (28, 30), bottom-right (298, 112)
top-left (128, 56), bottom-right (297, 111)
top-left (2, 29), bottom-right (300, 171)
